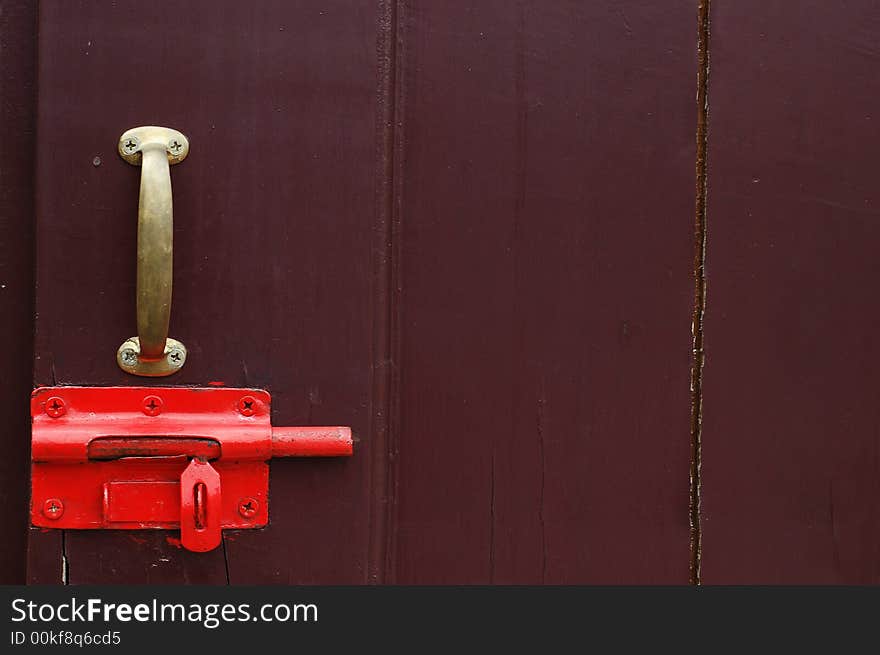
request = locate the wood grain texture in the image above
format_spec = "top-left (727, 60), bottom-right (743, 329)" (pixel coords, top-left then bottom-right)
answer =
top-left (0, 0), bottom-right (37, 585)
top-left (701, 1), bottom-right (880, 583)
top-left (30, 0), bottom-right (378, 584)
top-left (390, 0), bottom-right (697, 583)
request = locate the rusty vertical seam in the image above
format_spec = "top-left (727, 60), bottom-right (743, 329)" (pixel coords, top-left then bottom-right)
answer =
top-left (690, 0), bottom-right (711, 586)
top-left (367, 0), bottom-right (402, 584)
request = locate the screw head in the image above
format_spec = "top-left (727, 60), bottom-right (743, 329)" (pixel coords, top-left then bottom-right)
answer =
top-left (45, 396), bottom-right (66, 418)
top-left (166, 347), bottom-right (185, 367)
top-left (120, 348), bottom-right (138, 366)
top-left (121, 136), bottom-right (139, 153)
top-left (238, 497), bottom-right (259, 518)
top-left (42, 498), bottom-right (64, 520)
top-left (142, 395), bottom-right (163, 416)
top-left (237, 396), bottom-right (257, 416)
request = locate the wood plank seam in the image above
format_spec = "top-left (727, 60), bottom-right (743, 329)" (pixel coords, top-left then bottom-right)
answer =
top-left (384, 0), bottom-right (407, 585)
top-left (62, 531), bottom-right (69, 585)
top-left (690, 0), bottom-right (712, 586)
top-left (367, 0), bottom-right (404, 584)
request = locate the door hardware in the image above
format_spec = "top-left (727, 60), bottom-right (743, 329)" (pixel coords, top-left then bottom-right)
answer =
top-left (116, 125), bottom-right (188, 377)
top-left (31, 386), bottom-right (353, 552)
top-left (30, 127), bottom-right (355, 552)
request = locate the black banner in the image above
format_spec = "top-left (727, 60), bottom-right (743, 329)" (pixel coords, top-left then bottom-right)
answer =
top-left (1, 586), bottom-right (875, 651)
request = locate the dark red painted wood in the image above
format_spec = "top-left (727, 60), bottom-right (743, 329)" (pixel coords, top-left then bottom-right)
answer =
top-left (390, 1), bottom-right (697, 583)
top-left (0, 0), bottom-right (37, 585)
top-left (66, 532), bottom-right (228, 585)
top-left (26, 529), bottom-right (63, 585)
top-left (701, 1), bottom-right (880, 583)
top-left (29, 0), bottom-right (699, 584)
top-left (30, 0), bottom-right (377, 584)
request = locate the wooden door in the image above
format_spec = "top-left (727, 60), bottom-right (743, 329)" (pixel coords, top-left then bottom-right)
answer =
top-left (700, 1), bottom-right (880, 584)
top-left (4, 0), bottom-right (700, 584)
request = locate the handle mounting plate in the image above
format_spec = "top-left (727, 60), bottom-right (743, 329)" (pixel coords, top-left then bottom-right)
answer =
top-left (117, 336), bottom-right (187, 377)
top-left (118, 126), bottom-right (189, 165)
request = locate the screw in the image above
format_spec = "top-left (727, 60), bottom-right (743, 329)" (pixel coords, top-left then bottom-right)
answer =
top-left (45, 396), bottom-right (66, 418)
top-left (120, 348), bottom-right (138, 366)
top-left (168, 139), bottom-right (183, 154)
top-left (142, 395), bottom-right (163, 416)
top-left (42, 498), bottom-right (64, 520)
top-left (122, 137), bottom-right (139, 153)
top-left (92, 156), bottom-right (102, 167)
top-left (238, 497), bottom-right (259, 519)
top-left (167, 348), bottom-right (185, 366)
top-left (237, 396), bottom-right (256, 416)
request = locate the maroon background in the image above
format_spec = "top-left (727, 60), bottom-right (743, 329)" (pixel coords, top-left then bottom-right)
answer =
top-left (390, 1), bottom-right (696, 583)
top-left (700, 0), bottom-right (880, 583)
top-left (8, 0), bottom-right (873, 585)
top-left (15, 0), bottom-right (697, 584)
top-left (0, 0), bottom-right (37, 585)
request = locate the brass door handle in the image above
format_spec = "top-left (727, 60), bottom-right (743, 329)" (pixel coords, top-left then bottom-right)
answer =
top-left (116, 126), bottom-right (188, 376)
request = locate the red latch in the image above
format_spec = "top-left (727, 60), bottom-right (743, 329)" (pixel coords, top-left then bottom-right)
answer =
top-left (31, 386), bottom-right (353, 552)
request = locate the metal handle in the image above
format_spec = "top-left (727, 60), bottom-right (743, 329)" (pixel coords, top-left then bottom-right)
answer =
top-left (116, 126), bottom-right (188, 376)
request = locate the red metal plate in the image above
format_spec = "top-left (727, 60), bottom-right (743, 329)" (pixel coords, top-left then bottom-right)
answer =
top-left (104, 481), bottom-right (180, 523)
top-left (31, 386), bottom-right (352, 553)
top-left (31, 386), bottom-right (271, 531)
top-left (32, 459), bottom-right (269, 530)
